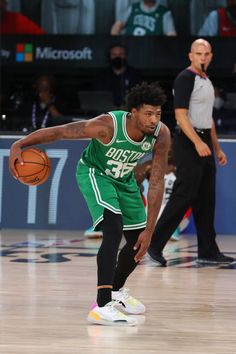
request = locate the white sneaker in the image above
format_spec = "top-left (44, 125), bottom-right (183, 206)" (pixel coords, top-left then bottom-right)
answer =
top-left (112, 288), bottom-right (146, 314)
top-left (87, 301), bottom-right (137, 326)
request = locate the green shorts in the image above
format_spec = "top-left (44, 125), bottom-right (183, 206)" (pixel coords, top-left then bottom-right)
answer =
top-left (76, 161), bottom-right (146, 230)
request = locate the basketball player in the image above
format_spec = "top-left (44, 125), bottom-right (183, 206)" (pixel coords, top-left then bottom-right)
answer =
top-left (9, 82), bottom-right (170, 326)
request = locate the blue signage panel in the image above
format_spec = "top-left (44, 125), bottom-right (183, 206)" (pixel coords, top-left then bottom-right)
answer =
top-left (0, 137), bottom-right (91, 230)
top-left (0, 137), bottom-right (236, 234)
top-left (215, 140), bottom-right (236, 234)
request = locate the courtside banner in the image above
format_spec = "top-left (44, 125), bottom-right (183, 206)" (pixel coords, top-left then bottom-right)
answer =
top-left (0, 138), bottom-right (91, 230)
top-left (1, 35), bottom-right (235, 70)
top-left (0, 137), bottom-right (236, 233)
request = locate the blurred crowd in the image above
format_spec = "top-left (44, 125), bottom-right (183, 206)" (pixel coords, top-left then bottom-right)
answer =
top-left (1, 0), bottom-right (236, 134)
top-left (1, 0), bottom-right (236, 36)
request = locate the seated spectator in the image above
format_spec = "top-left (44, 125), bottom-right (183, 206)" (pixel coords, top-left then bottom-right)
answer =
top-left (115, 0), bottom-right (167, 23)
top-left (199, 0), bottom-right (236, 36)
top-left (19, 75), bottom-right (65, 131)
top-left (111, 0), bottom-right (177, 36)
top-left (0, 0), bottom-right (46, 34)
top-left (190, 0), bottom-right (227, 35)
top-left (94, 44), bottom-right (142, 108)
top-left (41, 0), bottom-right (95, 34)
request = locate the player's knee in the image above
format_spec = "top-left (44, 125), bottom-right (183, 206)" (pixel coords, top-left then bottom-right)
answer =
top-left (102, 209), bottom-right (123, 235)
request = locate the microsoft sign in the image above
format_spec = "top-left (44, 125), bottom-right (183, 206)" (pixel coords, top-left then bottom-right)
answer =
top-left (35, 46), bottom-right (92, 60)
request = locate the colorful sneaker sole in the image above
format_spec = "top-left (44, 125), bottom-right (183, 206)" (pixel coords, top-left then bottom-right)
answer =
top-left (87, 313), bottom-right (137, 326)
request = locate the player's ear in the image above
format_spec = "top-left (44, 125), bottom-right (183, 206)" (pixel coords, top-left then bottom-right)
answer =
top-left (131, 107), bottom-right (138, 115)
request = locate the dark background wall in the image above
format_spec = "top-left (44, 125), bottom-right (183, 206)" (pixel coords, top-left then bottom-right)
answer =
top-left (1, 35), bottom-right (235, 133)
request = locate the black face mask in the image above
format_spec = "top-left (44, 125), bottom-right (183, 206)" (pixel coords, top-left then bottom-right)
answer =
top-left (110, 57), bottom-right (127, 70)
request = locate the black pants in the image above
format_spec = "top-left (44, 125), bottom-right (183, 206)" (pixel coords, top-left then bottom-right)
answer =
top-left (150, 130), bottom-right (220, 258)
top-left (97, 209), bottom-right (142, 288)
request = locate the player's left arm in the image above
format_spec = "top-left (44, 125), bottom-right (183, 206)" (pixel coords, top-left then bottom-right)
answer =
top-left (210, 120), bottom-right (227, 166)
top-left (134, 124), bottom-right (171, 262)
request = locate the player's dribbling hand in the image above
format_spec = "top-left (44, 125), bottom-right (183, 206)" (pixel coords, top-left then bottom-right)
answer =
top-left (9, 145), bottom-right (24, 179)
top-left (133, 230), bottom-right (151, 263)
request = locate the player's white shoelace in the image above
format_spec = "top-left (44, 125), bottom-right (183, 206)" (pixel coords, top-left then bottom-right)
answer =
top-left (112, 288), bottom-right (146, 314)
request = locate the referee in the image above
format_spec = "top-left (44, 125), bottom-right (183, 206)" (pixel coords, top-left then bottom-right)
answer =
top-left (148, 38), bottom-right (234, 266)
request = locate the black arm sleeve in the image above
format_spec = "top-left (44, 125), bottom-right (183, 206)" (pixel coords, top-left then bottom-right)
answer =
top-left (173, 69), bottom-right (195, 109)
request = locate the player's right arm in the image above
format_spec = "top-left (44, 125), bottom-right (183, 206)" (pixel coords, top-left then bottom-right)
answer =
top-left (134, 123), bottom-right (171, 262)
top-left (9, 114), bottom-right (113, 178)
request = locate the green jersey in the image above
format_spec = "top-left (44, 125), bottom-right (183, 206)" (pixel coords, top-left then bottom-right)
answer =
top-left (124, 3), bottom-right (168, 36)
top-left (80, 110), bottom-right (161, 183)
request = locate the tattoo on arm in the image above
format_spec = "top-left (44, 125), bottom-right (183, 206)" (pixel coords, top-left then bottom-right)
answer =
top-left (64, 122), bottom-right (87, 138)
top-left (63, 114), bottom-right (114, 141)
top-left (97, 124), bottom-right (113, 140)
top-left (145, 125), bottom-right (171, 233)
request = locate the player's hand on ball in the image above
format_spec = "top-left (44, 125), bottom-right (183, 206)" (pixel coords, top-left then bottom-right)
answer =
top-left (9, 147), bottom-right (51, 186)
top-left (9, 144), bottom-right (24, 179)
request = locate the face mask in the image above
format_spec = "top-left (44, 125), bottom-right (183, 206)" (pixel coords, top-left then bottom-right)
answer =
top-left (213, 97), bottom-right (224, 110)
top-left (110, 57), bottom-right (126, 70)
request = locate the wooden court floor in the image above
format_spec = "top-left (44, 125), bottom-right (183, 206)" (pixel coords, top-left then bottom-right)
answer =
top-left (0, 229), bottom-right (235, 354)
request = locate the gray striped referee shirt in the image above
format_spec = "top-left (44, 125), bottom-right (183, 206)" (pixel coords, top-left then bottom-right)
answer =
top-left (173, 68), bottom-right (214, 129)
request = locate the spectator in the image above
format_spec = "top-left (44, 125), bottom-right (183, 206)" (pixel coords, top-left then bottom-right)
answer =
top-left (41, 0), bottom-right (95, 34)
top-left (19, 75), bottom-right (64, 131)
top-left (0, 0), bottom-right (46, 34)
top-left (111, 0), bottom-right (177, 36)
top-left (94, 44), bottom-right (142, 108)
top-left (199, 0), bottom-right (236, 36)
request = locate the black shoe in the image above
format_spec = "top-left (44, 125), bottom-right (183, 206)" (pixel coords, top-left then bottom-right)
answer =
top-left (197, 253), bottom-right (234, 265)
top-left (147, 247), bottom-right (167, 266)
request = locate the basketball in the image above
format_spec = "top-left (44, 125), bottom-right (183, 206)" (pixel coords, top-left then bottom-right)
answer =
top-left (15, 147), bottom-right (51, 186)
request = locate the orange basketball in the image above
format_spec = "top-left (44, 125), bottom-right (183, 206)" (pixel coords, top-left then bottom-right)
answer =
top-left (15, 147), bottom-right (51, 186)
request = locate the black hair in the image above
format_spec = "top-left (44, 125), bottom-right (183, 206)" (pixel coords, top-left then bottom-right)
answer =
top-left (126, 81), bottom-right (167, 111)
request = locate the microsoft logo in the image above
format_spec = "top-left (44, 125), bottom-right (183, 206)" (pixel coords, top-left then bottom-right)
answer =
top-left (16, 43), bottom-right (33, 62)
